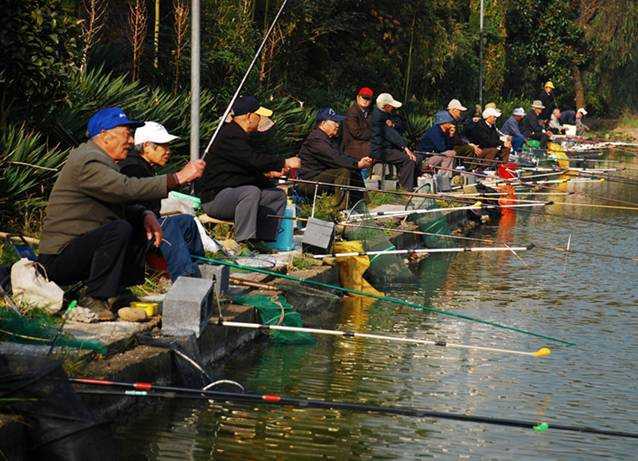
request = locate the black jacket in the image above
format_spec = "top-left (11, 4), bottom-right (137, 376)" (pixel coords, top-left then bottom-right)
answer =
top-left (119, 152), bottom-right (161, 216)
top-left (370, 107), bottom-right (407, 159)
top-left (538, 90), bottom-right (556, 120)
top-left (521, 111), bottom-right (545, 140)
top-left (299, 128), bottom-right (358, 180)
top-left (468, 119), bottom-right (502, 149)
top-left (194, 121), bottom-right (285, 203)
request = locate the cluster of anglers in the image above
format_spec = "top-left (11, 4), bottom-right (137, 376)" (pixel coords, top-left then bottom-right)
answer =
top-left (33, 81), bottom-right (589, 321)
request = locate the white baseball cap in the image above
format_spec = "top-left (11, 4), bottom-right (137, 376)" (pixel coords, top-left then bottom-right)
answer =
top-left (577, 107), bottom-right (588, 115)
top-left (512, 107), bottom-right (525, 116)
top-left (134, 121), bottom-right (179, 145)
top-left (376, 93), bottom-right (402, 110)
top-left (482, 107), bottom-right (502, 119)
top-left (447, 99), bottom-right (467, 111)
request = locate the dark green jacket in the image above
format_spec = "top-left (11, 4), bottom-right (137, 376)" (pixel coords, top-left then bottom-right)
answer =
top-left (40, 141), bottom-right (169, 254)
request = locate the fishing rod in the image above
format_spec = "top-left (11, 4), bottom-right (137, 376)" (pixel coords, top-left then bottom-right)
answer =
top-left (414, 150), bottom-right (506, 165)
top-left (217, 320), bottom-right (549, 357)
top-left (518, 207), bottom-right (638, 230)
top-left (194, 255), bottom-right (574, 346)
top-left (71, 379), bottom-right (638, 439)
top-left (201, 0), bottom-right (291, 160)
top-left (311, 245), bottom-right (534, 259)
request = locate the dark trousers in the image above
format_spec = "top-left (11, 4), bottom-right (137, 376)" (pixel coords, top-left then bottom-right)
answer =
top-left (38, 220), bottom-right (147, 299)
top-left (158, 215), bottom-right (204, 281)
top-left (381, 148), bottom-right (418, 190)
top-left (202, 186), bottom-right (286, 242)
top-left (299, 168), bottom-right (366, 210)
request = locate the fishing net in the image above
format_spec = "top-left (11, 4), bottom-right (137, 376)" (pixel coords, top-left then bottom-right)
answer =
top-left (0, 308), bottom-right (107, 354)
top-left (342, 200), bottom-right (416, 289)
top-left (231, 293), bottom-right (315, 345)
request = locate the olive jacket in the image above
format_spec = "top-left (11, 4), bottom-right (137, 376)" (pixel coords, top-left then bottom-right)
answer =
top-left (39, 141), bottom-right (170, 255)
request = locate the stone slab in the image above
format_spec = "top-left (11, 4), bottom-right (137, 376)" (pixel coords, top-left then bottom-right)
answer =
top-left (162, 276), bottom-right (213, 337)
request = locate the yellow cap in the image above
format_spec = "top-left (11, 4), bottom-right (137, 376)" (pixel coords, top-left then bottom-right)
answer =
top-left (545, 81), bottom-right (555, 89)
top-left (255, 106), bottom-right (273, 117)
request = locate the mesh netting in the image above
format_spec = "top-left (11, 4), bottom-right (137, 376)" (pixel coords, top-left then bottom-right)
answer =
top-left (0, 309), bottom-right (107, 354)
top-left (232, 294), bottom-right (315, 345)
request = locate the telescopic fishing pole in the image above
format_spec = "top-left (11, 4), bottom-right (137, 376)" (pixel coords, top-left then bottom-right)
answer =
top-left (201, 0), bottom-right (291, 160)
top-left (217, 320), bottom-right (548, 356)
top-left (193, 255), bottom-right (574, 346)
top-left (71, 379), bottom-right (638, 439)
top-left (310, 244), bottom-right (534, 259)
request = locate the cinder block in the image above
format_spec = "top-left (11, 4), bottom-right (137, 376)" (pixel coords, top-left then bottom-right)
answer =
top-left (197, 264), bottom-right (230, 298)
top-left (417, 174), bottom-right (434, 192)
top-left (434, 173), bottom-right (452, 192)
top-left (162, 276), bottom-right (213, 337)
top-left (302, 217), bottom-right (335, 251)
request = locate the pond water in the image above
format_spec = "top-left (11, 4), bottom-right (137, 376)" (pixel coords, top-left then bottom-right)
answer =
top-left (116, 151), bottom-right (638, 459)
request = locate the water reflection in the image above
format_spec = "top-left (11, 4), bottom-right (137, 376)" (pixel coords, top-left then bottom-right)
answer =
top-left (117, 151), bottom-right (638, 459)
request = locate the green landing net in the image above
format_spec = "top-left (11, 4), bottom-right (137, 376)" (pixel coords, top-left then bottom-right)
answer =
top-left (0, 308), bottom-right (107, 354)
top-left (231, 294), bottom-right (315, 345)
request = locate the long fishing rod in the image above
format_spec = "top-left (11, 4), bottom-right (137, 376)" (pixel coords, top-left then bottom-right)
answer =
top-left (311, 245), bottom-right (534, 259)
top-left (194, 255), bottom-right (574, 345)
top-left (201, 0), bottom-right (290, 159)
top-left (71, 379), bottom-right (638, 439)
top-left (414, 150), bottom-right (506, 165)
top-left (217, 320), bottom-right (549, 357)
top-left (521, 208), bottom-right (638, 231)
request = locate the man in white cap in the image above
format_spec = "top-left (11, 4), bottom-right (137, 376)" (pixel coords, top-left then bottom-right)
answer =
top-left (370, 92), bottom-right (418, 190)
top-left (445, 98), bottom-right (482, 160)
top-left (500, 107), bottom-right (527, 152)
top-left (522, 100), bottom-right (551, 146)
top-left (560, 108), bottom-right (589, 134)
top-left (120, 121), bottom-right (205, 282)
top-left (467, 106), bottom-right (511, 163)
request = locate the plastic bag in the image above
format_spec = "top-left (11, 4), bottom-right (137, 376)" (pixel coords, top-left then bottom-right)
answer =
top-left (10, 258), bottom-right (64, 313)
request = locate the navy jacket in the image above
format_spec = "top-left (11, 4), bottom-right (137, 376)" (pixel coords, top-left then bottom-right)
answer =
top-left (370, 107), bottom-right (408, 159)
top-left (521, 111), bottom-right (545, 140)
top-left (500, 116), bottom-right (526, 139)
top-left (418, 125), bottom-right (451, 153)
top-left (299, 128), bottom-right (358, 180)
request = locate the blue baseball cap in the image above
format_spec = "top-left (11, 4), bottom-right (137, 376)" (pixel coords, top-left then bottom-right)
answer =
top-left (434, 110), bottom-right (454, 125)
top-left (316, 107), bottom-right (345, 123)
top-left (87, 107), bottom-right (144, 138)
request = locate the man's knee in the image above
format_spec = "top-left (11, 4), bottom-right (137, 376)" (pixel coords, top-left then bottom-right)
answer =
top-left (238, 186), bottom-right (262, 201)
top-left (105, 219), bottom-right (134, 239)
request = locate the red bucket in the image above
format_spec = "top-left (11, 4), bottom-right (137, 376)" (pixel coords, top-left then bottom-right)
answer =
top-left (497, 162), bottom-right (519, 180)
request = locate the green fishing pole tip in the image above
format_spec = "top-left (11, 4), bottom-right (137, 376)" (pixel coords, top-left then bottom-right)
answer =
top-left (68, 300), bottom-right (78, 311)
top-left (533, 422), bottom-right (549, 432)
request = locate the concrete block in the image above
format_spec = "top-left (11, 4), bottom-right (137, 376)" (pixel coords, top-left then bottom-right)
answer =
top-left (380, 179), bottom-right (397, 191)
top-left (197, 264), bottom-right (230, 298)
top-left (434, 173), bottom-right (452, 192)
top-left (417, 174), bottom-right (434, 193)
top-left (162, 276), bottom-right (213, 337)
top-left (302, 217), bottom-right (335, 251)
top-left (364, 179), bottom-right (380, 190)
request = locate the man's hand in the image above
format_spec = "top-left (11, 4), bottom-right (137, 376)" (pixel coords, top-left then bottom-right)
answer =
top-left (357, 157), bottom-right (373, 169)
top-left (404, 147), bottom-right (416, 162)
top-left (385, 119), bottom-right (395, 128)
top-left (143, 211), bottom-right (163, 247)
top-left (284, 157), bottom-right (301, 170)
top-left (503, 138), bottom-right (512, 149)
top-left (176, 159), bottom-right (206, 185)
top-left (471, 144), bottom-right (482, 156)
top-left (264, 169), bottom-right (284, 178)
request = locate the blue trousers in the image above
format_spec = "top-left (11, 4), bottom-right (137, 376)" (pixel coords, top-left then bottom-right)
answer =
top-left (158, 215), bottom-right (204, 281)
top-left (512, 135), bottom-right (526, 152)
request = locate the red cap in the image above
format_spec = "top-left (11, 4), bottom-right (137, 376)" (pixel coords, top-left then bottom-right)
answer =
top-left (358, 87), bottom-right (374, 98)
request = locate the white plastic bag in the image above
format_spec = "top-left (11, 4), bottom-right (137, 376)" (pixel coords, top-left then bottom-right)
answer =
top-left (193, 217), bottom-right (222, 253)
top-left (10, 258), bottom-right (64, 313)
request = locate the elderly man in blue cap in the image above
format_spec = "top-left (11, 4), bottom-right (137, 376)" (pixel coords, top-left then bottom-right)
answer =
top-left (298, 107), bottom-right (373, 209)
top-left (417, 111), bottom-right (457, 175)
top-left (38, 107), bottom-right (205, 321)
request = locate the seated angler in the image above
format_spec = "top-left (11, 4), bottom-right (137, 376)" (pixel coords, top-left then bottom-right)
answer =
top-left (298, 107), bottom-right (373, 210)
top-left (370, 93), bottom-right (418, 191)
top-left (417, 111), bottom-right (457, 176)
top-left (521, 100), bottom-right (552, 147)
top-left (195, 95), bottom-right (301, 245)
top-left (560, 107), bottom-right (589, 134)
top-left (446, 99), bottom-right (482, 161)
top-left (500, 107), bottom-right (527, 153)
top-left (119, 121), bottom-right (204, 281)
top-left (548, 108), bottom-right (566, 134)
top-left (37, 107), bottom-right (205, 320)
top-left (468, 106), bottom-right (511, 163)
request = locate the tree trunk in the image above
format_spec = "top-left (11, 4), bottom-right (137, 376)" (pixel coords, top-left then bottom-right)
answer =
top-left (154, 0), bottom-right (160, 69)
top-left (572, 65), bottom-right (585, 108)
